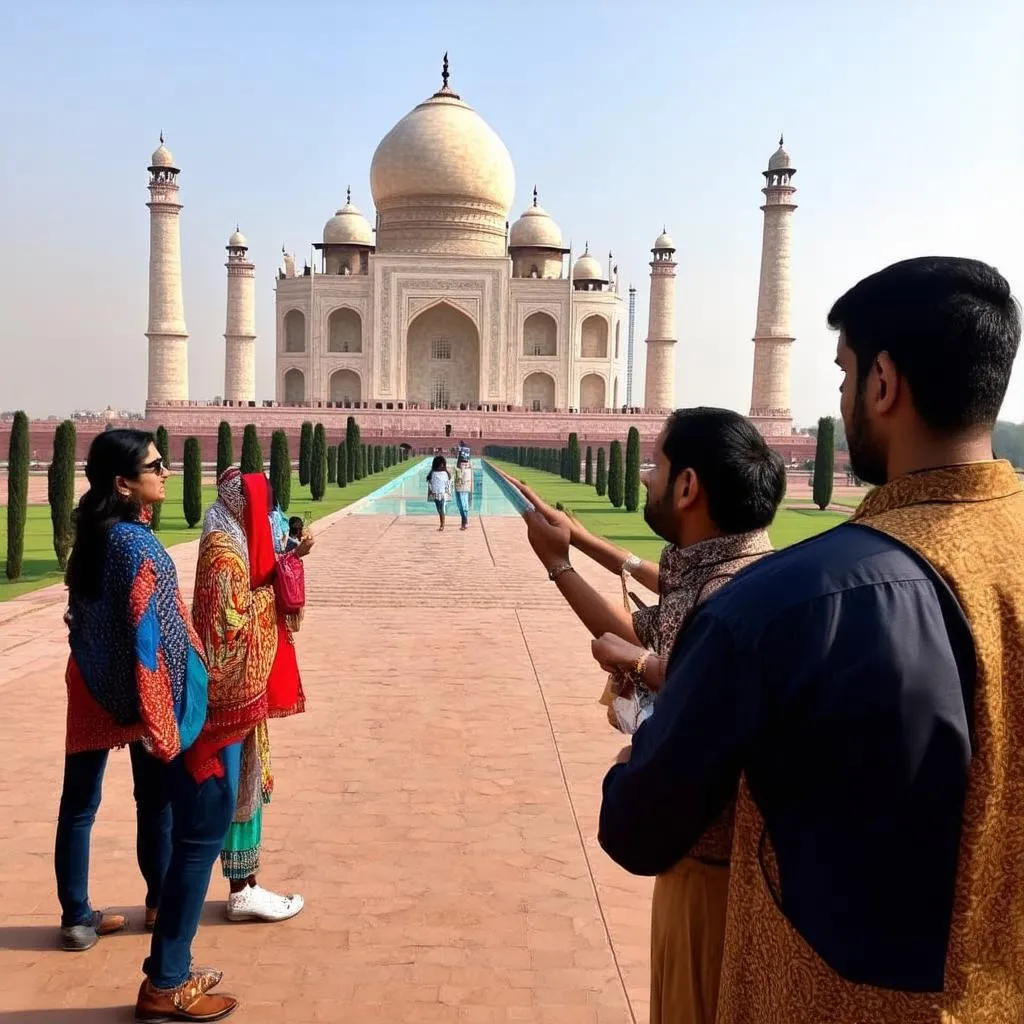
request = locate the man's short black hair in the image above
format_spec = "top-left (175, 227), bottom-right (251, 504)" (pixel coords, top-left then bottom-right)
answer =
top-left (661, 408), bottom-right (786, 533)
top-left (288, 516), bottom-right (304, 536)
top-left (827, 256), bottom-right (1020, 432)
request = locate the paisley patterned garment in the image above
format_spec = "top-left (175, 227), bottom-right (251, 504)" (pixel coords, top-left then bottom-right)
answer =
top-left (65, 520), bottom-right (205, 760)
top-left (715, 461), bottom-right (1024, 1024)
top-left (633, 530), bottom-right (773, 863)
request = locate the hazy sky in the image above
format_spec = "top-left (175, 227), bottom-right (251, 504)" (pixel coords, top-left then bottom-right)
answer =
top-left (1, 0), bottom-right (1021, 425)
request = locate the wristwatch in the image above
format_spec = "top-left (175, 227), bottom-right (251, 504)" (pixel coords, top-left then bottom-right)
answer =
top-left (548, 562), bottom-right (575, 582)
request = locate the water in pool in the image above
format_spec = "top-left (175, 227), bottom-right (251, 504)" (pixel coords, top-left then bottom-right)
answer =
top-left (349, 459), bottom-right (531, 517)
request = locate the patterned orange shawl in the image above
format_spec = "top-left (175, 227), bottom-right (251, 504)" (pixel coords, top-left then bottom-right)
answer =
top-left (185, 471), bottom-right (304, 783)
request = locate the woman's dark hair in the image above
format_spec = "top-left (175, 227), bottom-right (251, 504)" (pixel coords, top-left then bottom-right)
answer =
top-left (288, 516), bottom-right (304, 536)
top-left (66, 429), bottom-right (155, 599)
top-left (427, 455), bottom-right (447, 481)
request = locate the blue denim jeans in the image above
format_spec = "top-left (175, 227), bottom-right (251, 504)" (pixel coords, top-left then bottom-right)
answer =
top-left (143, 752), bottom-right (236, 988)
top-left (55, 743), bottom-right (173, 928)
top-left (454, 490), bottom-right (471, 525)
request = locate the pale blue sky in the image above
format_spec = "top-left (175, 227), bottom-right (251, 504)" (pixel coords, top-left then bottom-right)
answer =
top-left (0, 0), bottom-right (1020, 424)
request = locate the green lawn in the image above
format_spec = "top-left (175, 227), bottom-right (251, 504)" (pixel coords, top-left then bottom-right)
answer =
top-left (0, 461), bottom-right (411, 602)
top-left (488, 460), bottom-right (850, 561)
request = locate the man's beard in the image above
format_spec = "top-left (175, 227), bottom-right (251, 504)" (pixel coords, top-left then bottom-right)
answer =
top-left (643, 491), bottom-right (675, 543)
top-left (847, 385), bottom-right (888, 486)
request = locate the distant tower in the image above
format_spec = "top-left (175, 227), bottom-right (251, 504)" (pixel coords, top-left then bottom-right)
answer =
top-left (145, 136), bottom-right (189, 405)
top-left (224, 228), bottom-right (256, 403)
top-left (749, 136), bottom-right (797, 436)
top-left (643, 230), bottom-right (677, 410)
top-left (626, 285), bottom-right (637, 406)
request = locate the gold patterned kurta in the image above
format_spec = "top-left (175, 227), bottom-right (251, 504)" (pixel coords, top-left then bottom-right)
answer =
top-left (715, 461), bottom-right (1024, 1024)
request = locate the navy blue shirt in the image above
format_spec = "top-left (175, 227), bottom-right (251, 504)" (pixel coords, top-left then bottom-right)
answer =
top-left (599, 523), bottom-right (975, 992)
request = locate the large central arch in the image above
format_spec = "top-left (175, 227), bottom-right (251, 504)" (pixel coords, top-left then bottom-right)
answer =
top-left (406, 302), bottom-right (480, 407)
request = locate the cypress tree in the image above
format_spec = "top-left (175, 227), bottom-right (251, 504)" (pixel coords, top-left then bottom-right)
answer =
top-left (5, 411), bottom-right (29, 580)
top-left (310, 423), bottom-right (327, 500)
top-left (298, 421), bottom-right (313, 486)
top-left (216, 420), bottom-right (233, 479)
top-left (240, 424), bottom-right (262, 474)
top-left (567, 432), bottom-right (581, 484)
top-left (152, 425), bottom-right (169, 531)
top-left (269, 430), bottom-right (291, 511)
top-left (813, 416), bottom-right (836, 510)
top-left (595, 446), bottom-right (607, 495)
top-left (345, 416), bottom-right (360, 481)
top-left (183, 437), bottom-right (203, 528)
top-left (49, 419), bottom-right (76, 570)
top-left (327, 445), bottom-right (337, 484)
top-left (373, 445), bottom-right (383, 473)
top-left (624, 427), bottom-right (641, 512)
top-left (358, 444), bottom-right (367, 479)
top-left (584, 446), bottom-right (593, 486)
top-left (608, 440), bottom-right (624, 508)
top-left (337, 441), bottom-right (348, 487)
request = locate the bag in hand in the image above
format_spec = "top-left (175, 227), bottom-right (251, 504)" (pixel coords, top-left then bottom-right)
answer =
top-left (274, 551), bottom-right (306, 616)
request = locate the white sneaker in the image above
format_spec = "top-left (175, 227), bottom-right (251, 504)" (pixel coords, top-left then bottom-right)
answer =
top-left (225, 884), bottom-right (304, 923)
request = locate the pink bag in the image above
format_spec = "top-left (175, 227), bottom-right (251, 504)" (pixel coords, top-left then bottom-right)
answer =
top-left (274, 552), bottom-right (306, 615)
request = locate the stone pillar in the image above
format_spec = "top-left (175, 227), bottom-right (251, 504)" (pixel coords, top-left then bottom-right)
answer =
top-left (643, 232), bottom-right (677, 410)
top-left (749, 139), bottom-right (797, 437)
top-left (145, 140), bottom-right (189, 405)
top-left (224, 231), bottom-right (256, 403)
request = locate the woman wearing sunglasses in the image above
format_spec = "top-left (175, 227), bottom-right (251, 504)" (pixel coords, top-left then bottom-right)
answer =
top-left (57, 429), bottom-right (239, 1021)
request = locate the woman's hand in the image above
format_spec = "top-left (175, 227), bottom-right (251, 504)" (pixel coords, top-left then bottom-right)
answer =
top-left (294, 533), bottom-right (315, 558)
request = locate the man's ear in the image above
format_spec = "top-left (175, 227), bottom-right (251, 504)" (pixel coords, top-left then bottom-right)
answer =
top-left (873, 351), bottom-right (901, 415)
top-left (674, 468), bottom-right (699, 511)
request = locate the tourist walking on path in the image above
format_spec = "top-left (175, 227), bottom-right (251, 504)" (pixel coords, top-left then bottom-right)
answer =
top-left (598, 257), bottom-right (1024, 1023)
top-left (426, 455), bottom-right (452, 531)
top-left (510, 409), bottom-right (785, 1024)
top-left (55, 429), bottom-right (238, 1022)
top-left (189, 469), bottom-right (311, 925)
top-left (453, 457), bottom-right (474, 530)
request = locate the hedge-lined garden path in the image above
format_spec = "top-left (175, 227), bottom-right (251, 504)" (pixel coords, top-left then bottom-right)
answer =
top-left (0, 506), bottom-right (655, 1023)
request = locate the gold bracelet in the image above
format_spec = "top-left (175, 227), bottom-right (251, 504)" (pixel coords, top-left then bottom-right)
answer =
top-left (631, 652), bottom-right (650, 685)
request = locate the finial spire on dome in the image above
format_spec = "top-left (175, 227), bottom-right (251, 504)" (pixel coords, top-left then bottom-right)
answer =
top-left (532, 185), bottom-right (538, 207)
top-left (346, 185), bottom-right (351, 204)
top-left (779, 133), bottom-right (784, 146)
top-left (159, 130), bottom-right (164, 144)
top-left (442, 52), bottom-right (450, 89)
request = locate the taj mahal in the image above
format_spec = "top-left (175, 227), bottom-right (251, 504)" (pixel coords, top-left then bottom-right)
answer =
top-left (140, 56), bottom-right (811, 462)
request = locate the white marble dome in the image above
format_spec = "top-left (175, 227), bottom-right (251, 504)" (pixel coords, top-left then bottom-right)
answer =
top-left (370, 89), bottom-right (515, 214)
top-left (768, 138), bottom-right (793, 171)
top-left (573, 251), bottom-right (605, 281)
top-left (509, 201), bottom-right (564, 250)
top-left (227, 229), bottom-right (247, 248)
top-left (323, 199), bottom-right (374, 246)
top-left (653, 230), bottom-right (674, 251)
top-left (150, 143), bottom-right (176, 168)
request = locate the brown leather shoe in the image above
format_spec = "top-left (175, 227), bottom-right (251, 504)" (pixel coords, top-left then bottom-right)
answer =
top-left (134, 977), bottom-right (237, 1022)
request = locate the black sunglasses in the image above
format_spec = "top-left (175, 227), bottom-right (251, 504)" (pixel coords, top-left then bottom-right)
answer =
top-left (140, 458), bottom-right (166, 475)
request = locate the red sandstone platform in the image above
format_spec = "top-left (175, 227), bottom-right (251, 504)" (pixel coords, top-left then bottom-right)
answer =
top-left (0, 509), bottom-right (655, 1023)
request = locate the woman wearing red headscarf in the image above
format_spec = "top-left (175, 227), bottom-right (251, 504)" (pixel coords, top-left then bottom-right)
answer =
top-left (187, 469), bottom-right (313, 924)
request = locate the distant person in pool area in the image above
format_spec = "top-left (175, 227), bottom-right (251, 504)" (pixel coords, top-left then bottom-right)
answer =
top-left (426, 455), bottom-right (452, 531)
top-left (457, 440), bottom-right (471, 462)
top-left (453, 457), bottom-right (474, 530)
top-left (285, 516), bottom-right (304, 553)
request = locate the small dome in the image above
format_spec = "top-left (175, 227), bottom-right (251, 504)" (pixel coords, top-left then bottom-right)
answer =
top-left (573, 250), bottom-right (605, 282)
top-left (768, 136), bottom-right (793, 171)
top-left (323, 197), bottom-right (374, 246)
top-left (509, 193), bottom-right (564, 250)
top-left (653, 229), bottom-right (674, 251)
top-left (227, 229), bottom-right (247, 248)
top-left (150, 143), bottom-right (176, 168)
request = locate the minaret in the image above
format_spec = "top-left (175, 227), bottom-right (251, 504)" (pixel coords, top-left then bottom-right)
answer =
top-left (749, 136), bottom-right (797, 436)
top-left (145, 136), bottom-right (189, 405)
top-left (224, 228), bottom-right (256, 403)
top-left (643, 229), bottom-right (677, 410)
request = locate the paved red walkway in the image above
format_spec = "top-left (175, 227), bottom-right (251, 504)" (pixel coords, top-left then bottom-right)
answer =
top-left (0, 511), bottom-right (654, 1023)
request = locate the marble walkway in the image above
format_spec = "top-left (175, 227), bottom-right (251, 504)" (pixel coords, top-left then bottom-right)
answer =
top-left (0, 509), bottom-right (655, 1023)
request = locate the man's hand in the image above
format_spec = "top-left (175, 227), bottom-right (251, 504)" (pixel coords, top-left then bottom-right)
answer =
top-left (524, 509), bottom-right (571, 570)
top-left (592, 632), bottom-right (647, 676)
top-left (294, 532), bottom-right (315, 559)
